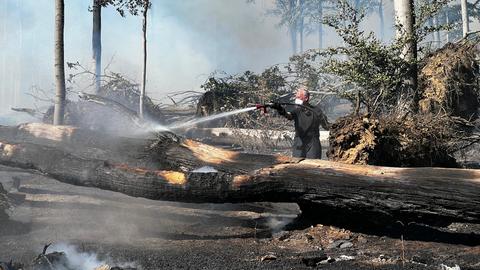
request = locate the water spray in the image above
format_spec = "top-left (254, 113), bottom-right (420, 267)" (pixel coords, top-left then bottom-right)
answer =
top-left (149, 102), bottom-right (317, 133)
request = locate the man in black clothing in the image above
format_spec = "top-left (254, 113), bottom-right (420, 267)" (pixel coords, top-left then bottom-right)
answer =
top-left (272, 88), bottom-right (330, 159)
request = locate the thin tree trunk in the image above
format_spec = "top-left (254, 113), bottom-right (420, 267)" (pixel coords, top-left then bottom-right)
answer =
top-left (433, 15), bottom-right (441, 47)
top-left (290, 25), bottom-right (298, 54)
top-left (0, 0), bottom-right (5, 109)
top-left (379, 0), bottom-right (385, 41)
top-left (15, 0), bottom-right (22, 108)
top-left (139, 1), bottom-right (149, 119)
top-left (299, 0), bottom-right (305, 53)
top-left (394, 0), bottom-right (418, 110)
top-left (92, 0), bottom-right (102, 94)
top-left (289, 0), bottom-right (298, 54)
top-left (318, 0), bottom-right (323, 49)
top-left (53, 0), bottom-right (66, 125)
top-left (461, 0), bottom-right (469, 38)
top-left (445, 9), bottom-right (450, 43)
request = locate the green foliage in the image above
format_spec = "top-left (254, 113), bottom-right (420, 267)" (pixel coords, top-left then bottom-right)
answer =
top-left (94, 0), bottom-right (150, 17)
top-left (267, 0), bottom-right (381, 38)
top-left (286, 0), bottom-right (455, 114)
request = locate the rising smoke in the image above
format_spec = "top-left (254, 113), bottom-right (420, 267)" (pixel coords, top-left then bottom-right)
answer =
top-left (0, 0), bottom-right (395, 115)
top-left (47, 243), bottom-right (139, 270)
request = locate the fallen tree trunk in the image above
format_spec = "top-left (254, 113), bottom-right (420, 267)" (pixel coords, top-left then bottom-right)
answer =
top-left (0, 123), bottom-right (479, 226)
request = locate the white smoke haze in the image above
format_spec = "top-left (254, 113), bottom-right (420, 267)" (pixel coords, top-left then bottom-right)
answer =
top-left (47, 243), bottom-right (139, 270)
top-left (266, 215), bottom-right (297, 233)
top-left (0, 0), bottom-right (397, 115)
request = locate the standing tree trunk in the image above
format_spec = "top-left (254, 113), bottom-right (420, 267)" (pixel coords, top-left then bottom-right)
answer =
top-left (379, 0), bottom-right (385, 41)
top-left (445, 9), bottom-right (450, 43)
top-left (394, 0), bottom-right (418, 110)
top-left (318, 0), bottom-right (323, 49)
top-left (139, 0), bottom-right (149, 119)
top-left (299, 0), bottom-right (305, 53)
top-left (92, 0), bottom-right (102, 94)
top-left (461, 0), bottom-right (469, 38)
top-left (432, 15), bottom-right (441, 47)
top-left (53, 0), bottom-right (66, 125)
top-left (289, 0), bottom-right (298, 55)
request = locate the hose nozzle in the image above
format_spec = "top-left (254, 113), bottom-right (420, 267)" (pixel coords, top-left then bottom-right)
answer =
top-left (255, 104), bottom-right (268, 113)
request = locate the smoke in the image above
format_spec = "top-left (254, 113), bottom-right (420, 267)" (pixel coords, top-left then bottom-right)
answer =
top-left (266, 216), bottom-right (296, 233)
top-left (46, 243), bottom-right (139, 270)
top-left (0, 0), bottom-right (397, 115)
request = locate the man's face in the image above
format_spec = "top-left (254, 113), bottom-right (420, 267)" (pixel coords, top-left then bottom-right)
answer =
top-left (295, 89), bottom-right (309, 103)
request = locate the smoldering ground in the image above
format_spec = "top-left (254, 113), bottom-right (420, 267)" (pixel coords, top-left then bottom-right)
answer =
top-left (0, 165), bottom-right (300, 269)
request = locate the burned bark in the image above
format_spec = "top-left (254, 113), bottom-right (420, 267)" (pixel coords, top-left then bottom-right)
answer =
top-left (0, 182), bottom-right (9, 220)
top-left (0, 124), bottom-right (479, 226)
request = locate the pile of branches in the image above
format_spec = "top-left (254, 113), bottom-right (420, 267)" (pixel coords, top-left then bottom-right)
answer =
top-left (196, 67), bottom-right (292, 129)
top-left (97, 72), bottom-right (164, 120)
top-left (25, 67), bottom-right (166, 132)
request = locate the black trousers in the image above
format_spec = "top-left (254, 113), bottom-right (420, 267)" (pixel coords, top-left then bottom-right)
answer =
top-left (292, 136), bottom-right (322, 159)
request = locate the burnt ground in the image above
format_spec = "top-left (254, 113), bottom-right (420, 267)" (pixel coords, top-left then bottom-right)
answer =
top-left (0, 165), bottom-right (479, 270)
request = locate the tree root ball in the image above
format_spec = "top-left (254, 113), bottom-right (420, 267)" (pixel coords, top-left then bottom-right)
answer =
top-left (327, 114), bottom-right (458, 168)
top-left (419, 41), bottom-right (479, 120)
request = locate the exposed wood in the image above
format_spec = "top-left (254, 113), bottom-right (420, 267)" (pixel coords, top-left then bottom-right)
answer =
top-left (0, 124), bottom-right (480, 226)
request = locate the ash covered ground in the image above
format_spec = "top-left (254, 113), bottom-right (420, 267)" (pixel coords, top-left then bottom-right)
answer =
top-left (1, 165), bottom-right (479, 270)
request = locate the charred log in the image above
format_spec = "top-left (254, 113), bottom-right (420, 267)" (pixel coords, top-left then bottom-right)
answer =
top-left (0, 182), bottom-right (9, 221)
top-left (0, 124), bottom-right (479, 227)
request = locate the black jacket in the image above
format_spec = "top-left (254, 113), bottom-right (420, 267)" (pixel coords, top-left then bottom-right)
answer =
top-left (281, 104), bottom-right (329, 159)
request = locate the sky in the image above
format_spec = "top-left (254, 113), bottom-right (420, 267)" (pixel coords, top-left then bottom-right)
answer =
top-left (0, 0), bottom-right (398, 114)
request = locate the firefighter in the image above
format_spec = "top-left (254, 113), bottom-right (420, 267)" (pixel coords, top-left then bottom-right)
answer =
top-left (271, 87), bottom-right (330, 159)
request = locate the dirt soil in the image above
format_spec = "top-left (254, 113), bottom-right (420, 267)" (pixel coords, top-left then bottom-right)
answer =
top-left (1, 165), bottom-right (479, 270)
top-left (419, 41), bottom-right (479, 120)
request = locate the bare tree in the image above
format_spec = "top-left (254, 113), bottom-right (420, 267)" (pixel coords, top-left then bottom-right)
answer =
top-left (461, 0), bottom-right (469, 37)
top-left (92, 0), bottom-right (102, 94)
top-left (139, 0), bottom-right (150, 119)
top-left (53, 0), bottom-right (66, 125)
